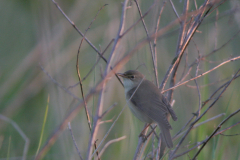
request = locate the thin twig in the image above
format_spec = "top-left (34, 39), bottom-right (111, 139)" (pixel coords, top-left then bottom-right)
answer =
top-left (185, 29), bottom-right (240, 70)
top-left (121, 1), bottom-right (157, 38)
top-left (214, 8), bottom-right (219, 50)
top-left (160, 0), bottom-right (212, 92)
top-left (202, 74), bottom-right (240, 106)
top-left (194, 56), bottom-right (201, 117)
top-left (133, 124), bottom-right (150, 160)
top-left (160, 0), bottom-right (190, 158)
top-left (169, 68), bottom-right (240, 159)
top-left (68, 123), bottom-right (83, 160)
top-left (98, 119), bottom-right (114, 125)
top-left (160, 1), bottom-right (207, 92)
top-left (51, 0), bottom-right (106, 61)
top-left (192, 107), bottom-right (240, 159)
top-left (220, 133), bottom-right (240, 136)
top-left (86, 1), bottom-right (129, 159)
top-left (207, 0), bottom-right (229, 16)
top-left (133, 1), bottom-right (167, 157)
top-left (162, 56), bottom-right (240, 93)
top-left (0, 114), bottom-right (29, 160)
top-left (174, 73), bottom-right (240, 140)
top-left (101, 103), bottom-right (117, 118)
top-left (151, 131), bottom-right (156, 159)
top-left (149, 125), bottom-right (159, 140)
top-left (156, 135), bottom-right (162, 160)
top-left (169, 0), bottom-right (180, 19)
top-left (99, 136), bottom-right (126, 157)
top-left (82, 39), bottom-right (115, 83)
top-left (76, 5), bottom-right (108, 159)
top-left (76, 3), bottom-right (107, 130)
top-left (194, 0), bottom-right (198, 9)
top-left (153, 0), bottom-right (167, 86)
top-left (39, 65), bottom-right (80, 100)
top-left (67, 39), bottom-right (115, 89)
top-left (51, 0), bottom-right (123, 87)
top-left (172, 121), bottom-right (240, 159)
top-left (185, 77), bottom-right (229, 89)
top-left (173, 113), bottom-right (225, 140)
top-left (204, 29), bottom-right (240, 57)
top-left (91, 75), bottom-right (146, 159)
top-left (134, 0), bottom-right (159, 87)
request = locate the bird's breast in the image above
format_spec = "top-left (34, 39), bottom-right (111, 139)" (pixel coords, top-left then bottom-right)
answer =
top-left (126, 94), bottom-right (153, 124)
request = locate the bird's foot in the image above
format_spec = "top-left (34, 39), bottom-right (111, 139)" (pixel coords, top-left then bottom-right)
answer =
top-left (139, 133), bottom-right (148, 142)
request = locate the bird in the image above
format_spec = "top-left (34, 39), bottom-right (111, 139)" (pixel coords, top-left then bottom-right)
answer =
top-left (117, 70), bottom-right (177, 148)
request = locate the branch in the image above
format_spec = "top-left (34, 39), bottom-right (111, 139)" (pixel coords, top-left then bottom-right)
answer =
top-left (172, 121), bottom-right (240, 159)
top-left (68, 123), bottom-right (83, 160)
top-left (99, 136), bottom-right (126, 157)
top-left (192, 107), bottom-right (240, 159)
top-left (0, 114), bottom-right (29, 160)
top-left (169, 68), bottom-right (240, 159)
top-left (75, 5), bottom-right (107, 159)
top-left (162, 56), bottom-right (240, 93)
top-left (134, 0), bottom-right (159, 87)
top-left (86, 1), bottom-right (129, 159)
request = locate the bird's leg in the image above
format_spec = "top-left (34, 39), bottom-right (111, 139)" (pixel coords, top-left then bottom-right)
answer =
top-left (139, 123), bottom-right (151, 142)
top-left (139, 123), bottom-right (150, 137)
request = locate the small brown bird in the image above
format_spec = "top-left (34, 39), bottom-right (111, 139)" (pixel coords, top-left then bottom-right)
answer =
top-left (118, 70), bottom-right (177, 148)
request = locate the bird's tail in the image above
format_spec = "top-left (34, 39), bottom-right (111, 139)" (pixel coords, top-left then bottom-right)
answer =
top-left (160, 125), bottom-right (173, 148)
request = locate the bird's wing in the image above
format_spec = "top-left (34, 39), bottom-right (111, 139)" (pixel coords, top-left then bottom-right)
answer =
top-left (127, 80), bottom-right (172, 129)
top-left (162, 95), bottom-right (178, 121)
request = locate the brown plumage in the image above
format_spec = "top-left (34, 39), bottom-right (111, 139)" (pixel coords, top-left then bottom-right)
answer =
top-left (118, 70), bottom-right (177, 148)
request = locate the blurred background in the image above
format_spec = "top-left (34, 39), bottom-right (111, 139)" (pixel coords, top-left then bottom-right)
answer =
top-left (0, 0), bottom-right (240, 159)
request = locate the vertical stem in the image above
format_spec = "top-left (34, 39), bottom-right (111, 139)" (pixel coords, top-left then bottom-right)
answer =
top-left (134, 0), bottom-right (159, 86)
top-left (86, 1), bottom-right (129, 159)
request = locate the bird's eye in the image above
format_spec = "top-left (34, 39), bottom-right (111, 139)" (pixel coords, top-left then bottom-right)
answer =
top-left (130, 75), bottom-right (135, 79)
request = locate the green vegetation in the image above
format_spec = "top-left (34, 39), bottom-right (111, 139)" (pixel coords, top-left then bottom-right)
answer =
top-left (0, 0), bottom-right (240, 159)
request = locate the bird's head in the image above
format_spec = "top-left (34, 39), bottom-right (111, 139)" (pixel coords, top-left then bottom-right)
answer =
top-left (117, 70), bottom-right (144, 90)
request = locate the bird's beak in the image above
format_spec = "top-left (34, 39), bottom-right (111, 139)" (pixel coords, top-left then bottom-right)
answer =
top-left (117, 73), bottom-right (126, 78)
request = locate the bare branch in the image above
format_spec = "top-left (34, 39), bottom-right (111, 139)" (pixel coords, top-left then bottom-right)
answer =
top-left (162, 56), bottom-right (240, 93)
top-left (99, 136), bottom-right (126, 157)
top-left (192, 107), bottom-right (240, 159)
top-left (133, 124), bottom-right (150, 160)
top-left (121, 1), bottom-right (156, 37)
top-left (204, 29), bottom-right (240, 57)
top-left (155, 135), bottom-right (162, 160)
top-left (220, 133), bottom-right (240, 136)
top-left (91, 76), bottom-right (146, 159)
top-left (216, 121), bottom-right (240, 135)
top-left (51, 0), bottom-right (123, 87)
top-left (173, 113), bottom-right (225, 140)
top-left (98, 119), bottom-right (114, 125)
top-left (51, 0), bottom-right (106, 61)
top-left (86, 1), bottom-right (129, 159)
top-left (75, 5), bottom-right (108, 159)
top-left (39, 65), bottom-right (80, 100)
top-left (101, 103), bottom-right (117, 118)
top-left (134, 0), bottom-right (159, 87)
top-left (169, 68), bottom-right (240, 159)
top-left (68, 123), bottom-right (83, 160)
top-left (169, 0), bottom-right (180, 19)
top-left (67, 39), bottom-right (115, 90)
top-left (172, 121), bottom-right (240, 159)
top-left (153, 0), bottom-right (167, 86)
top-left (0, 114), bottom-right (29, 160)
